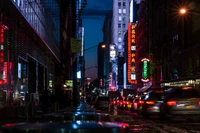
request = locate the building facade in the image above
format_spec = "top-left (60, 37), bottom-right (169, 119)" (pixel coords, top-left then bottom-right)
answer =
top-left (0, 0), bottom-right (72, 106)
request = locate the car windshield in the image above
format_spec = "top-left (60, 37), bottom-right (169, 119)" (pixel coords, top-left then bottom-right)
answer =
top-left (146, 91), bottom-right (164, 100)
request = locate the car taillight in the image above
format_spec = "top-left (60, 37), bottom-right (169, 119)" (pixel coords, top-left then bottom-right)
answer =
top-left (198, 101), bottom-right (200, 105)
top-left (139, 100), bottom-right (144, 104)
top-left (134, 102), bottom-right (137, 106)
top-left (146, 101), bottom-right (155, 104)
top-left (167, 101), bottom-right (176, 106)
top-left (126, 101), bottom-right (130, 104)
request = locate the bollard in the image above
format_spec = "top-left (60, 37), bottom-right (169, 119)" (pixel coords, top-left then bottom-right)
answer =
top-left (113, 105), bottom-right (118, 115)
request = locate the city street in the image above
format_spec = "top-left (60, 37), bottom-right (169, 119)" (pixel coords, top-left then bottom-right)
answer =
top-left (108, 109), bottom-right (200, 133)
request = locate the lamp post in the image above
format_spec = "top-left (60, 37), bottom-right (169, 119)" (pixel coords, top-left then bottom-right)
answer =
top-left (179, 8), bottom-right (186, 50)
top-left (82, 44), bottom-right (105, 96)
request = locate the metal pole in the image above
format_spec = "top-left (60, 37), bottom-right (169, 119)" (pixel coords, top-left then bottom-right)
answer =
top-left (181, 16), bottom-right (185, 50)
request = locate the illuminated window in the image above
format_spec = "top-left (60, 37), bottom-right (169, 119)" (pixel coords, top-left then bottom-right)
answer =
top-left (123, 9), bottom-right (126, 14)
top-left (118, 37), bottom-right (122, 42)
top-left (119, 16), bottom-right (122, 21)
top-left (118, 9), bottom-right (122, 13)
top-left (118, 45), bottom-right (122, 49)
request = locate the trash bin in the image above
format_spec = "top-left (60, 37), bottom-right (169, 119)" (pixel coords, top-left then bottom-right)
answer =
top-left (2, 122), bottom-right (130, 133)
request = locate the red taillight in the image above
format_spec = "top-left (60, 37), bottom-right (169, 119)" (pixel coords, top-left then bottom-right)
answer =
top-left (139, 100), bottom-right (144, 104)
top-left (198, 101), bottom-right (200, 105)
top-left (146, 101), bottom-right (155, 105)
top-left (134, 103), bottom-right (137, 106)
top-left (167, 101), bottom-right (176, 106)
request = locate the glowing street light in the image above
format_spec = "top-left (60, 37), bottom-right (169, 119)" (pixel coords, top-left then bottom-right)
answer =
top-left (179, 8), bottom-right (187, 15)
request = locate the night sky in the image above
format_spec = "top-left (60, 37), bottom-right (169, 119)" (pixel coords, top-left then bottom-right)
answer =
top-left (82, 0), bottom-right (112, 81)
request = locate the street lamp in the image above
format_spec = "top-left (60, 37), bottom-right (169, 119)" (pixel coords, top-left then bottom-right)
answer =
top-left (180, 8), bottom-right (187, 15)
top-left (81, 43), bottom-right (106, 95)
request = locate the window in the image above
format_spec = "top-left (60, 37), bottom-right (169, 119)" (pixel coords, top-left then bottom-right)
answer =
top-left (123, 31), bottom-right (126, 35)
top-left (123, 9), bottom-right (126, 14)
top-left (118, 9), bottom-right (122, 14)
top-left (118, 37), bottom-right (122, 42)
top-left (118, 2), bottom-right (121, 7)
top-left (122, 16), bottom-right (126, 21)
top-left (118, 31), bottom-right (122, 35)
top-left (119, 16), bottom-right (122, 21)
top-left (123, 24), bottom-right (126, 28)
top-left (118, 44), bottom-right (122, 49)
top-left (118, 24), bottom-right (121, 28)
top-left (123, 2), bottom-right (126, 6)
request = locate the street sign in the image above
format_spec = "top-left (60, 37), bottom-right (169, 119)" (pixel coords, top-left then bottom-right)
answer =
top-left (71, 38), bottom-right (82, 53)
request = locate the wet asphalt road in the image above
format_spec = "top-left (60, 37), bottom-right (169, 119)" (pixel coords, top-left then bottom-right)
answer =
top-left (108, 109), bottom-right (200, 133)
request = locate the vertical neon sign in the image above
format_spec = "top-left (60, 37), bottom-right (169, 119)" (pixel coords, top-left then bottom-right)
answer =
top-left (127, 22), bottom-right (137, 84)
top-left (141, 58), bottom-right (150, 82)
top-left (0, 23), bottom-right (8, 84)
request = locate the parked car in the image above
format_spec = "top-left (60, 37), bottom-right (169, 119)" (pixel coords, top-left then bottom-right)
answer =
top-left (159, 86), bottom-right (200, 120)
top-left (137, 90), bottom-right (164, 118)
top-left (94, 96), bottom-right (110, 110)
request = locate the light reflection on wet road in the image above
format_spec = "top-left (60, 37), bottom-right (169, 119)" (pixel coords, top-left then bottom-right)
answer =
top-left (108, 109), bottom-right (200, 133)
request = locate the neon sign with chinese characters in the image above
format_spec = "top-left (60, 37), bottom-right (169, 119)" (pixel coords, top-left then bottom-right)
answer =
top-left (141, 58), bottom-right (150, 82)
top-left (127, 22), bottom-right (137, 84)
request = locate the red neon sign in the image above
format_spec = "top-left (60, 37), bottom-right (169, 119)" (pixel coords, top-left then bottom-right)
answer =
top-left (127, 22), bottom-right (137, 84)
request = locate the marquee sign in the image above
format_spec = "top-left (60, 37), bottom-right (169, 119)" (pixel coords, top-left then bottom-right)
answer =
top-left (141, 58), bottom-right (150, 82)
top-left (127, 22), bottom-right (137, 84)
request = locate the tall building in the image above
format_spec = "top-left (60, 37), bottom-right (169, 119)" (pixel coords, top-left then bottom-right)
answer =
top-left (135, 0), bottom-right (152, 89)
top-left (102, 10), bottom-right (112, 89)
top-left (111, 0), bottom-right (132, 90)
top-left (0, 0), bottom-right (67, 106)
top-left (150, 0), bottom-right (200, 91)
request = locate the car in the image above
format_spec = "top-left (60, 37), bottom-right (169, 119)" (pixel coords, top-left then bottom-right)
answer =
top-left (125, 97), bottom-right (134, 110)
top-left (159, 86), bottom-right (200, 120)
top-left (138, 90), bottom-right (164, 118)
top-left (131, 97), bottom-right (140, 112)
top-left (94, 96), bottom-right (110, 110)
top-left (137, 95), bottom-right (146, 115)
